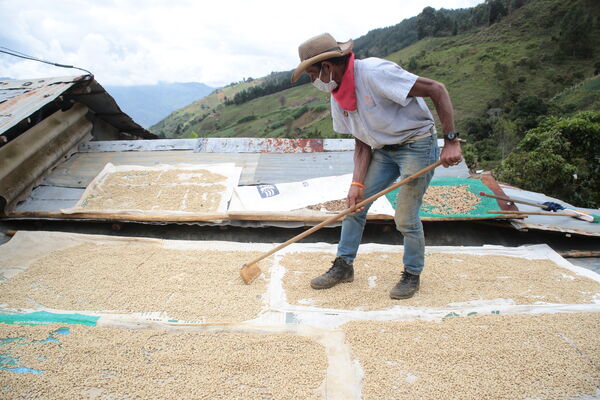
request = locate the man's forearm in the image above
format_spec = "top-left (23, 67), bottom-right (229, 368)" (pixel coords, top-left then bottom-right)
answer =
top-left (408, 77), bottom-right (456, 135)
top-left (430, 84), bottom-right (455, 135)
top-left (353, 139), bottom-right (371, 183)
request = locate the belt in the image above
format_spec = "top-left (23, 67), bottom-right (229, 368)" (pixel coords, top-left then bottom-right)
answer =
top-left (381, 131), bottom-right (433, 151)
top-left (382, 143), bottom-right (403, 151)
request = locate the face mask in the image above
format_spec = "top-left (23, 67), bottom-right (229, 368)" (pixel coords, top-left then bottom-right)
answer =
top-left (312, 67), bottom-right (338, 93)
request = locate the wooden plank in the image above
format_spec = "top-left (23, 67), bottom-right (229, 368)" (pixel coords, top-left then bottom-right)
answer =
top-left (4, 210), bottom-right (512, 224)
top-left (227, 211), bottom-right (393, 222)
top-left (488, 210), bottom-right (574, 217)
top-left (78, 139), bottom-right (198, 152)
top-left (558, 250), bottom-right (600, 258)
top-left (227, 212), bottom-right (513, 222)
top-left (6, 211), bottom-right (227, 222)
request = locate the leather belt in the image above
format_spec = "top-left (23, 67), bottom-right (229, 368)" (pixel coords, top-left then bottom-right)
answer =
top-left (382, 143), bottom-right (403, 151)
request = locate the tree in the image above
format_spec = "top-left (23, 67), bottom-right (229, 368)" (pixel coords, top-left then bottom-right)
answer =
top-left (417, 7), bottom-right (436, 39)
top-left (509, 96), bottom-right (549, 133)
top-left (557, 5), bottom-right (594, 58)
top-left (432, 10), bottom-right (453, 36)
top-left (495, 112), bottom-right (600, 207)
top-left (509, 0), bottom-right (526, 13)
top-left (487, 0), bottom-right (508, 25)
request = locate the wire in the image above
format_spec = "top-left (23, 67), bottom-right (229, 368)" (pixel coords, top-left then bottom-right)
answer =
top-left (0, 46), bottom-right (93, 76)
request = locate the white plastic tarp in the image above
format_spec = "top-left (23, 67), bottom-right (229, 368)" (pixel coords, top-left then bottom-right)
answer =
top-left (62, 162), bottom-right (242, 216)
top-left (230, 174), bottom-right (395, 215)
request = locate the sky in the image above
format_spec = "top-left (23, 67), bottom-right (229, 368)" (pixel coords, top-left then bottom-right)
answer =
top-left (0, 0), bottom-right (484, 87)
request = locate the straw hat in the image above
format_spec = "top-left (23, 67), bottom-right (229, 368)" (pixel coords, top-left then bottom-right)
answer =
top-left (291, 33), bottom-right (353, 82)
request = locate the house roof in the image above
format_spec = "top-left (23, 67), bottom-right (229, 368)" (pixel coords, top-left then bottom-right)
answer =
top-left (0, 75), bottom-right (155, 140)
top-left (0, 76), bottom-right (82, 136)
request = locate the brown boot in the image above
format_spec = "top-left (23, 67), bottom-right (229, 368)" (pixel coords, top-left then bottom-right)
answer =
top-left (389, 271), bottom-right (420, 299)
top-left (310, 257), bottom-right (354, 289)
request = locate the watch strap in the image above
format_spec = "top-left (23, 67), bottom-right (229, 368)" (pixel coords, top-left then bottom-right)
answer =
top-left (443, 132), bottom-right (460, 141)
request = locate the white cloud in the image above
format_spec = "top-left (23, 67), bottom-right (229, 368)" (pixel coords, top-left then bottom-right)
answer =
top-left (0, 0), bottom-right (484, 86)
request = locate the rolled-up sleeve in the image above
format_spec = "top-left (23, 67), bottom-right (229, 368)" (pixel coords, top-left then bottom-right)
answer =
top-left (367, 61), bottom-right (418, 107)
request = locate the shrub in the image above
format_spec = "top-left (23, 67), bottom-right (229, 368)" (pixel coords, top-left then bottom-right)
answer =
top-left (495, 111), bottom-right (600, 207)
top-left (237, 115), bottom-right (258, 124)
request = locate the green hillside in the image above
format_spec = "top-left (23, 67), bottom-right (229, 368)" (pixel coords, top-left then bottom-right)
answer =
top-left (389, 0), bottom-right (599, 123)
top-left (151, 0), bottom-right (599, 146)
top-left (150, 78), bottom-right (265, 137)
top-left (551, 75), bottom-right (600, 113)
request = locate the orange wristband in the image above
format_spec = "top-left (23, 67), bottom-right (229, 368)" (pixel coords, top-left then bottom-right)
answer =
top-left (351, 181), bottom-right (365, 189)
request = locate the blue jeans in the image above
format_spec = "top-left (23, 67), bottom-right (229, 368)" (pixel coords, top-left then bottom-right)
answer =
top-left (337, 133), bottom-right (439, 275)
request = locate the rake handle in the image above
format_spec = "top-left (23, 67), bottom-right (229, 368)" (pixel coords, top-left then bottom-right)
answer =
top-left (244, 160), bottom-right (442, 267)
top-left (487, 210), bottom-right (573, 216)
top-left (479, 191), bottom-right (548, 209)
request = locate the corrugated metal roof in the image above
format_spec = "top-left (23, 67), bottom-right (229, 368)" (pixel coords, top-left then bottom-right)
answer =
top-left (0, 75), bottom-right (155, 139)
top-left (70, 79), bottom-right (155, 139)
top-left (10, 138), bottom-right (471, 217)
top-left (0, 76), bottom-right (82, 135)
top-left (76, 138), bottom-right (355, 153)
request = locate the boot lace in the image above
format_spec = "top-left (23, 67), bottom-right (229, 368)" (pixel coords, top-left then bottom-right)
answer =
top-left (327, 258), bottom-right (348, 274)
top-left (400, 271), bottom-right (417, 282)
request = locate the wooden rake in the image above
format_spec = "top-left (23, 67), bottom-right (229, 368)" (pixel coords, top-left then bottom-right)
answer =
top-left (240, 160), bottom-right (442, 284)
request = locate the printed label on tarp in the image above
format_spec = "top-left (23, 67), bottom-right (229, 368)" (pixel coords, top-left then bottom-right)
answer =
top-left (257, 184), bottom-right (280, 198)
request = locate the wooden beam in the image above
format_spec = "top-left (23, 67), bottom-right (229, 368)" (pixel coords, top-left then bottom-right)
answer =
top-left (5, 211), bottom-right (227, 222)
top-left (4, 211), bottom-right (517, 224)
top-left (557, 250), bottom-right (600, 258)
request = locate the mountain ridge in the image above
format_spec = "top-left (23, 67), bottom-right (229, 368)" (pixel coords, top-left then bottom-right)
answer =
top-left (106, 81), bottom-right (216, 128)
top-left (150, 0), bottom-right (599, 151)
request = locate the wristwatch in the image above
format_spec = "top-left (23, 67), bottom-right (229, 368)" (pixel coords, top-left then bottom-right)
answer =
top-left (443, 131), bottom-right (460, 141)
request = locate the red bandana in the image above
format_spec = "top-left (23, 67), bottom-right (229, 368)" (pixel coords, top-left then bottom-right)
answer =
top-left (332, 52), bottom-right (356, 111)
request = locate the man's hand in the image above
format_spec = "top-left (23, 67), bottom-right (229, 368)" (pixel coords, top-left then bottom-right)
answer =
top-left (347, 185), bottom-right (365, 213)
top-left (440, 140), bottom-right (462, 168)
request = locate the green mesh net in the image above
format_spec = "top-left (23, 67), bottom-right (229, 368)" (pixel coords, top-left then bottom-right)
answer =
top-left (385, 177), bottom-right (502, 218)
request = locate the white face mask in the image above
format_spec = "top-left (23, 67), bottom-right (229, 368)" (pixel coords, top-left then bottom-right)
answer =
top-left (312, 67), bottom-right (338, 93)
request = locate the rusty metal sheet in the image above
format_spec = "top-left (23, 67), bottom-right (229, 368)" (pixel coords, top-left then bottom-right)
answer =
top-left (67, 79), bottom-right (155, 139)
top-left (196, 137), bottom-right (329, 153)
top-left (0, 104), bottom-right (92, 213)
top-left (77, 138), bottom-right (357, 153)
top-left (78, 139), bottom-right (199, 153)
top-left (0, 76), bottom-right (84, 135)
top-left (0, 75), bottom-right (154, 140)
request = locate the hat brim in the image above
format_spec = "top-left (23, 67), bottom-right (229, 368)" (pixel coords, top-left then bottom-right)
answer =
top-left (291, 39), bottom-right (353, 83)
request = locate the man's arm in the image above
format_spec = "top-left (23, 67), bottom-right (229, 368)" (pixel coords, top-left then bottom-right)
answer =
top-left (408, 77), bottom-right (462, 168)
top-left (347, 138), bottom-right (371, 211)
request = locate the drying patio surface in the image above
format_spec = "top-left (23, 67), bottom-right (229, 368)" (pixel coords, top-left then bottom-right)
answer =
top-left (1, 232), bottom-right (599, 399)
top-left (0, 324), bottom-right (327, 400)
top-left (0, 243), bottom-right (269, 323)
top-left (280, 251), bottom-right (600, 310)
top-left (344, 312), bottom-right (600, 400)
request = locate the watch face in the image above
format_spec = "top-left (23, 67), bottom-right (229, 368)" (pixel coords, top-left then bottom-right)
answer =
top-left (446, 132), bottom-right (456, 140)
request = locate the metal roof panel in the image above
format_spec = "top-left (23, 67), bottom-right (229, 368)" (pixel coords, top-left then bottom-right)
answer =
top-left (0, 76), bottom-right (83, 135)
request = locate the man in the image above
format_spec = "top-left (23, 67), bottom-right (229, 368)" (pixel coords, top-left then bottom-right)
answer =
top-left (291, 33), bottom-right (462, 299)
